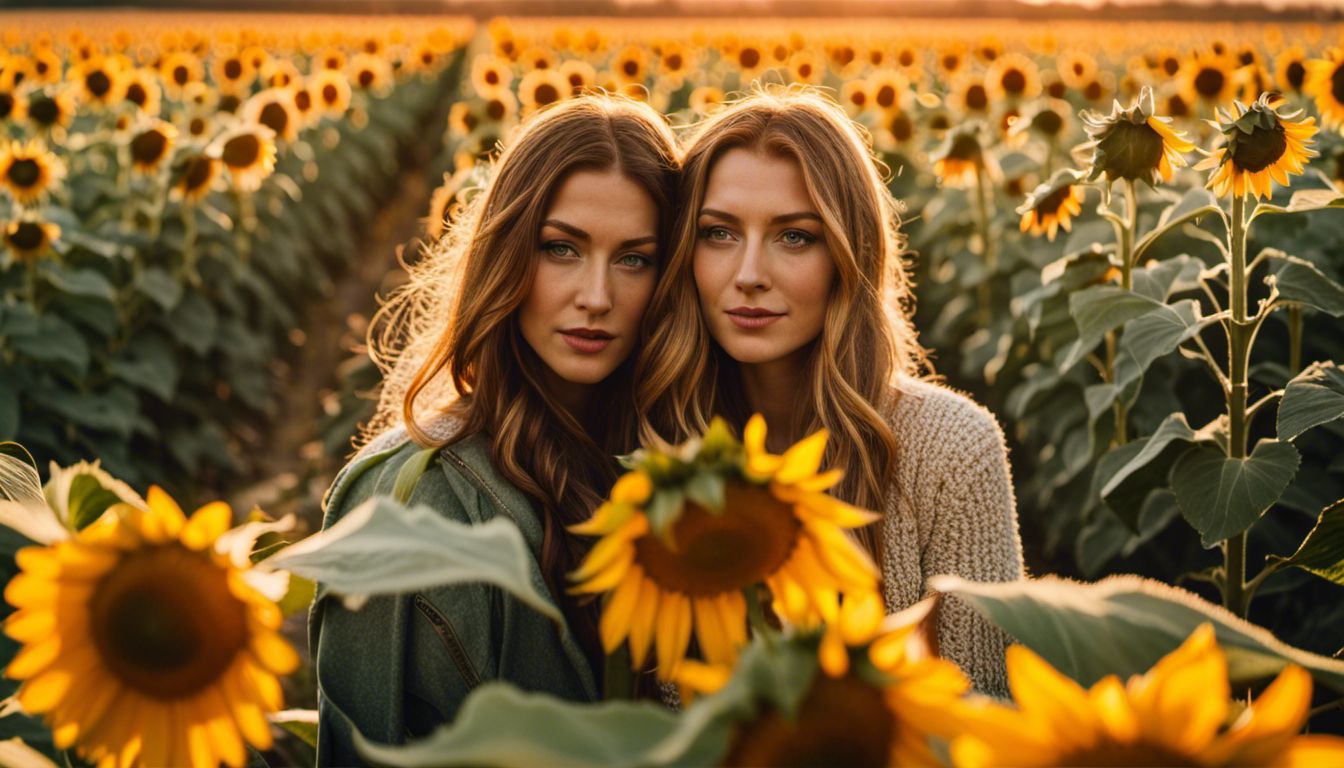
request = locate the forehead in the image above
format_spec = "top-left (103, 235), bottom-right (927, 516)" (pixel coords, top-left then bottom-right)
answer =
top-left (545, 168), bottom-right (657, 234)
top-left (701, 147), bottom-right (814, 217)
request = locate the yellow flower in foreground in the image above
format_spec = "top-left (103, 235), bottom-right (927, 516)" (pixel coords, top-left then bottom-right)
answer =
top-left (1196, 94), bottom-right (1318, 200)
top-left (568, 416), bottom-right (880, 680)
top-left (951, 624), bottom-right (1344, 767)
top-left (4, 487), bottom-right (299, 768)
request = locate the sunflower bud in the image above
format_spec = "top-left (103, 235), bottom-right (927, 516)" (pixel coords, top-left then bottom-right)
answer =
top-left (1082, 86), bottom-right (1194, 185)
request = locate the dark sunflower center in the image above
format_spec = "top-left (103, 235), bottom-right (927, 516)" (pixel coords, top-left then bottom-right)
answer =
top-left (739, 48), bottom-right (761, 69)
top-left (798, 63), bottom-right (813, 78)
top-left (90, 545), bottom-right (248, 699)
top-left (131, 129), bottom-right (169, 166)
top-left (294, 90), bottom-right (312, 112)
top-left (28, 95), bottom-right (59, 126)
top-left (326, 56), bottom-right (340, 69)
top-left (1163, 56), bottom-right (1180, 76)
top-left (221, 133), bottom-right (261, 168)
top-left (723, 674), bottom-right (895, 767)
top-left (125, 83), bottom-right (147, 107)
top-left (8, 158), bottom-right (40, 188)
top-left (1168, 94), bottom-right (1190, 117)
top-left (1231, 123), bottom-right (1287, 173)
top-left (850, 90), bottom-right (867, 107)
top-left (189, 116), bottom-right (207, 136)
top-left (534, 82), bottom-right (559, 106)
top-left (1036, 185), bottom-right (1074, 216)
top-left (1287, 60), bottom-right (1306, 91)
top-left (890, 113), bottom-right (914, 142)
top-left (1032, 109), bottom-right (1064, 135)
top-left (218, 93), bottom-right (241, 114)
top-left (259, 102), bottom-right (289, 137)
top-left (358, 70), bottom-right (375, 88)
top-left (835, 47), bottom-right (855, 67)
top-left (485, 69), bottom-right (500, 85)
top-left (634, 484), bottom-right (800, 596)
top-left (182, 155), bottom-right (214, 191)
top-left (1194, 67), bottom-right (1224, 98)
top-left (875, 84), bottom-right (897, 109)
top-left (86, 69), bottom-right (111, 98)
top-left (622, 59), bottom-right (639, 77)
top-left (1331, 63), bottom-right (1344, 105)
top-left (666, 53), bottom-right (683, 71)
top-left (1047, 80), bottom-right (1067, 98)
top-left (7, 221), bottom-right (46, 251)
top-left (224, 59), bottom-right (242, 79)
top-left (930, 113), bottom-right (951, 131)
top-left (173, 65), bottom-right (189, 86)
top-left (1084, 80), bottom-right (1104, 100)
top-left (1002, 68), bottom-right (1027, 94)
top-left (1058, 741), bottom-right (1199, 767)
top-left (0, 92), bottom-right (13, 119)
top-left (1097, 119), bottom-right (1165, 181)
top-left (965, 83), bottom-right (988, 111)
top-left (486, 99), bottom-right (506, 121)
top-left (322, 84), bottom-right (339, 105)
top-left (947, 132), bottom-right (983, 162)
top-left (899, 50), bottom-right (915, 66)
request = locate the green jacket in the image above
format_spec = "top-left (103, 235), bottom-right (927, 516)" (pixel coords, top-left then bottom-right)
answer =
top-left (308, 430), bottom-right (599, 767)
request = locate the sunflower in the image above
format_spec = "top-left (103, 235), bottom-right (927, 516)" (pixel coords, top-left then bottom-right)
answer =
top-left (4, 486), bottom-right (298, 768)
top-left (951, 624), bottom-right (1344, 767)
top-left (1018, 169), bottom-right (1087, 241)
top-left (348, 52), bottom-right (392, 96)
top-left (289, 83), bottom-right (318, 128)
top-left (931, 122), bottom-right (987, 187)
top-left (611, 44), bottom-right (649, 85)
top-left (210, 49), bottom-right (255, 96)
top-left (469, 54), bottom-right (512, 97)
top-left (517, 46), bottom-right (557, 73)
top-left (679, 600), bottom-right (972, 767)
top-left (1196, 94), bottom-right (1318, 200)
top-left (172, 153), bottom-right (220, 203)
top-left (480, 89), bottom-right (518, 125)
top-left (127, 118), bottom-right (177, 175)
top-left (656, 41), bottom-right (695, 88)
top-left (0, 88), bottom-right (16, 123)
top-left (206, 123), bottom-right (277, 193)
top-left (260, 59), bottom-right (302, 91)
top-left (1082, 86), bottom-right (1195, 186)
top-left (116, 68), bottom-right (161, 115)
top-left (937, 44), bottom-right (968, 80)
top-left (568, 416), bottom-right (880, 680)
top-left (787, 49), bottom-right (825, 85)
top-left (518, 69), bottom-right (569, 116)
top-left (69, 56), bottom-right (123, 108)
top-left (1, 54), bottom-right (34, 91)
top-left (0, 139), bottom-right (65, 206)
top-left (950, 74), bottom-right (992, 117)
top-left (28, 48), bottom-right (62, 86)
top-left (240, 45), bottom-right (270, 77)
top-left (558, 58), bottom-right (597, 96)
top-left (1273, 46), bottom-right (1308, 96)
top-left (867, 69), bottom-right (909, 113)
top-left (314, 46), bottom-right (346, 72)
top-left (1181, 49), bottom-right (1238, 108)
top-left (839, 79), bottom-right (871, 117)
top-left (690, 85), bottom-right (726, 117)
top-left (243, 87), bottom-right (300, 143)
top-left (159, 50), bottom-right (204, 99)
top-left (1009, 98), bottom-right (1071, 144)
top-left (987, 52), bottom-right (1042, 102)
top-left (1055, 48), bottom-right (1097, 89)
top-left (310, 69), bottom-right (351, 118)
top-left (3, 217), bottom-right (60, 262)
top-left (1303, 49), bottom-right (1344, 131)
top-left (733, 40), bottom-right (770, 81)
top-left (875, 107), bottom-right (917, 152)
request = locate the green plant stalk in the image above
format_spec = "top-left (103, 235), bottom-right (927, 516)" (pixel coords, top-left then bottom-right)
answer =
top-left (1111, 180), bottom-right (1140, 446)
top-left (180, 203), bottom-right (200, 285)
top-left (974, 165), bottom-right (996, 325)
top-left (232, 187), bottom-right (255, 264)
top-left (1287, 305), bottom-right (1302, 375)
top-left (1224, 192), bottom-right (1251, 619)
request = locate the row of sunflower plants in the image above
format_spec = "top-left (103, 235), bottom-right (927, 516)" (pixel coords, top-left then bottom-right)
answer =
top-left (9, 414), bottom-right (1344, 767)
top-left (0, 14), bottom-right (472, 500)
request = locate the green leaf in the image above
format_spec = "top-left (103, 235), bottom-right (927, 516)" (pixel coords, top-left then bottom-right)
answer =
top-left (271, 709), bottom-right (319, 749)
top-left (1113, 299), bottom-right (1216, 390)
top-left (646, 489), bottom-right (685, 541)
top-left (929, 573), bottom-right (1344, 693)
top-left (9, 315), bottom-right (89, 377)
top-left (1250, 188), bottom-right (1344, 222)
top-left (354, 683), bottom-right (724, 768)
top-left (1272, 498), bottom-right (1344, 586)
top-left (1265, 254), bottom-right (1344, 317)
top-left (266, 496), bottom-right (562, 625)
top-left (35, 262), bottom-right (115, 302)
top-left (684, 471), bottom-right (726, 513)
top-left (277, 573), bottom-right (316, 617)
top-left (162, 293), bottom-right (218, 357)
top-left (1061, 286), bottom-right (1164, 371)
top-left (1278, 361), bottom-right (1344, 441)
top-left (1098, 413), bottom-right (1202, 530)
top-left (43, 461), bottom-right (145, 532)
top-left (1133, 189), bottom-right (1223, 263)
top-left (133, 267), bottom-right (184, 312)
top-left (1171, 440), bottom-right (1301, 547)
top-left (108, 335), bottom-right (178, 402)
top-left (0, 385), bottom-right (18, 440)
top-left (1129, 254), bottom-right (1205, 302)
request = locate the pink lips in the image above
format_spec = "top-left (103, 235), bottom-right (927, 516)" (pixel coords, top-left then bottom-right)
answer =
top-left (560, 327), bottom-right (614, 353)
top-left (726, 306), bottom-right (785, 329)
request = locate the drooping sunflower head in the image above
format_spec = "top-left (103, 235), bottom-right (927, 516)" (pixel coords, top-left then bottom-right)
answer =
top-left (951, 624), bottom-right (1344, 768)
top-left (3, 486), bottom-right (299, 768)
top-left (3, 216), bottom-right (61, 263)
top-left (205, 123), bottom-right (277, 193)
top-left (1195, 93), bottom-right (1318, 200)
top-left (1082, 86), bottom-right (1195, 186)
top-left (568, 416), bottom-right (880, 680)
top-left (1018, 168), bottom-right (1088, 242)
top-left (128, 117), bottom-right (178, 175)
top-left (931, 121), bottom-right (987, 187)
top-left (0, 138), bottom-right (66, 206)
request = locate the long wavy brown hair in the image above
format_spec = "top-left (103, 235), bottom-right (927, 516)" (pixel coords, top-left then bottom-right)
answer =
top-left (636, 86), bottom-right (930, 563)
top-left (364, 94), bottom-right (680, 676)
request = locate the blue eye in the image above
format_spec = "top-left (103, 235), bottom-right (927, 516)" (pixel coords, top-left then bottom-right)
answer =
top-left (781, 229), bottom-right (817, 247)
top-left (618, 253), bottom-right (653, 268)
top-left (544, 241), bottom-right (578, 259)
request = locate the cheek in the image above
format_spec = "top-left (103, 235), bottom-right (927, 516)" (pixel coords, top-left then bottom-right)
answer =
top-left (798, 253), bottom-right (836, 325)
top-left (692, 247), bottom-right (727, 303)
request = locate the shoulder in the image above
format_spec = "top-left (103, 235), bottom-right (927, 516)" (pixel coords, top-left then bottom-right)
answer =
top-left (880, 375), bottom-right (1008, 458)
top-left (321, 414), bottom-right (467, 528)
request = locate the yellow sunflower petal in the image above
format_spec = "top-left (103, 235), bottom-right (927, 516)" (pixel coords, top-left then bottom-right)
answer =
top-left (1005, 644), bottom-right (1099, 747)
top-left (599, 566), bottom-right (643, 653)
top-left (655, 591), bottom-right (693, 677)
top-left (145, 485), bottom-right (187, 540)
top-left (776, 428), bottom-right (829, 485)
top-left (181, 502), bottom-right (231, 550)
top-left (610, 471), bottom-right (653, 505)
top-left (819, 623), bottom-right (850, 677)
top-left (628, 574), bottom-right (660, 668)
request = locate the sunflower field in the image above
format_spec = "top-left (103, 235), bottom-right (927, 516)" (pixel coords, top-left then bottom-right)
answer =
top-left (3, 8), bottom-right (1344, 768)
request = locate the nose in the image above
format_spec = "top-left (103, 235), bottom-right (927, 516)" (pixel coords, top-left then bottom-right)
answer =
top-left (733, 238), bottom-right (771, 292)
top-left (575, 259), bottom-right (613, 315)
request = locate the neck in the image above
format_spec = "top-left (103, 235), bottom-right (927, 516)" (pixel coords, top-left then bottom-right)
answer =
top-left (739, 346), bottom-right (812, 452)
top-left (543, 370), bottom-right (596, 426)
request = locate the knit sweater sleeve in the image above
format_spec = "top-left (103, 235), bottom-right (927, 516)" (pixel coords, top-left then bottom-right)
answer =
top-left (910, 385), bottom-right (1024, 698)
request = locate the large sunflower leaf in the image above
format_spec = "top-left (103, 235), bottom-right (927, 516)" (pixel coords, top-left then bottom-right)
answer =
top-left (1171, 440), bottom-right (1301, 547)
top-left (1134, 189), bottom-right (1224, 262)
top-left (1278, 361), bottom-right (1344, 441)
top-left (1096, 412), bottom-right (1203, 530)
top-left (1249, 188), bottom-right (1344, 223)
top-left (1113, 298), bottom-right (1216, 391)
top-left (354, 683), bottom-right (730, 768)
top-left (1129, 254), bottom-right (1205, 302)
top-left (266, 496), bottom-right (561, 625)
top-left (1060, 286), bottom-right (1165, 371)
top-left (930, 574), bottom-right (1344, 693)
top-left (1270, 498), bottom-right (1344, 587)
top-left (1265, 254), bottom-right (1344, 317)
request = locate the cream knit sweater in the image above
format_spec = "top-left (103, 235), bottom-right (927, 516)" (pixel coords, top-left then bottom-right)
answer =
top-left (878, 375), bottom-right (1025, 697)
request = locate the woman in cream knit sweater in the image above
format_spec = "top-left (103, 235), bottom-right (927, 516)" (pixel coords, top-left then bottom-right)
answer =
top-left (635, 88), bottom-right (1023, 696)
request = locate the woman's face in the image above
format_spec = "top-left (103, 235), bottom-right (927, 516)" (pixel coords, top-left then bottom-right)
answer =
top-left (519, 168), bottom-right (659, 395)
top-left (693, 148), bottom-right (834, 368)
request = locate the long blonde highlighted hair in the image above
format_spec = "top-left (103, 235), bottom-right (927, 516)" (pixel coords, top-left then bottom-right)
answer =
top-left (364, 94), bottom-right (680, 663)
top-left (635, 87), bottom-right (929, 561)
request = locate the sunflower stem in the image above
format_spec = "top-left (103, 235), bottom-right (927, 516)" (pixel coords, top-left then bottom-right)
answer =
top-left (1287, 305), bottom-right (1303, 375)
top-left (603, 646), bottom-right (633, 700)
top-left (974, 165), bottom-right (996, 325)
top-left (1223, 192), bottom-right (1251, 619)
top-left (231, 187), bottom-right (254, 265)
top-left (180, 203), bottom-right (200, 286)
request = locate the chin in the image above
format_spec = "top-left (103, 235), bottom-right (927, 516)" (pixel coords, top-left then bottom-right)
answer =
top-left (717, 336), bottom-right (794, 366)
top-left (553, 360), bottom-right (617, 385)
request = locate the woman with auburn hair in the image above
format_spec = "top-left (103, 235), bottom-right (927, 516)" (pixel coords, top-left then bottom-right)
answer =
top-left (311, 94), bottom-right (679, 765)
top-left (636, 87), bottom-right (1023, 695)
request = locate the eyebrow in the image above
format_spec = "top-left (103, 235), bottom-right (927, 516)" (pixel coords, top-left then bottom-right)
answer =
top-left (698, 208), bottom-right (824, 226)
top-left (542, 219), bottom-right (657, 249)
